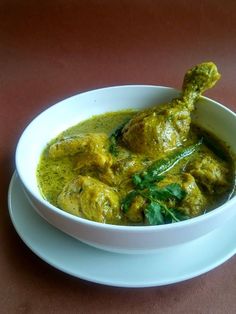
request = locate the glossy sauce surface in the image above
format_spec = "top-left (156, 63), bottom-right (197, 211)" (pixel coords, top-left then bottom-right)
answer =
top-left (37, 110), bottom-right (235, 225)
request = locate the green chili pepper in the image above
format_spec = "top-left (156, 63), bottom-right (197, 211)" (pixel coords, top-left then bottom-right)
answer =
top-left (132, 138), bottom-right (203, 189)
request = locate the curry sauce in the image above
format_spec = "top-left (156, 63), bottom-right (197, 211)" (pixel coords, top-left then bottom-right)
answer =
top-left (37, 62), bottom-right (235, 225)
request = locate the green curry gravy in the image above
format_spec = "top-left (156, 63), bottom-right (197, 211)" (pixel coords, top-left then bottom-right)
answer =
top-left (37, 110), bottom-right (235, 225)
top-left (37, 111), bottom-right (136, 205)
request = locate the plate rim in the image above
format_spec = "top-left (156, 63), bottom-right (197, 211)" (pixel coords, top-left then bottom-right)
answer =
top-left (8, 172), bottom-right (236, 288)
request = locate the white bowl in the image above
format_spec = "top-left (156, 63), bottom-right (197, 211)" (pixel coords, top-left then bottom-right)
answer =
top-left (15, 85), bottom-right (236, 254)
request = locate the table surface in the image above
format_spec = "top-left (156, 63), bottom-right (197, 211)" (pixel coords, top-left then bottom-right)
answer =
top-left (1, 0), bottom-right (235, 313)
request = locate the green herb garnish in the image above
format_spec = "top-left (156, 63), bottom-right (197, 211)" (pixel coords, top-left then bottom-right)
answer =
top-left (144, 201), bottom-right (189, 225)
top-left (145, 202), bottom-right (164, 225)
top-left (122, 141), bottom-right (202, 225)
top-left (121, 183), bottom-right (189, 225)
top-left (132, 139), bottom-right (203, 189)
top-left (121, 190), bottom-right (139, 213)
top-left (109, 122), bottom-right (128, 156)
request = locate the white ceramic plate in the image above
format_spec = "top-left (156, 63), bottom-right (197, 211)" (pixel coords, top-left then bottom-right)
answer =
top-left (8, 173), bottom-right (236, 288)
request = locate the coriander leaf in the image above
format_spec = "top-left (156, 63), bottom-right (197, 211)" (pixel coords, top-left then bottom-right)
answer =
top-left (132, 174), bottom-right (142, 187)
top-left (142, 183), bottom-right (186, 202)
top-left (121, 190), bottom-right (139, 213)
top-left (132, 174), bottom-right (164, 189)
top-left (162, 207), bottom-right (190, 223)
top-left (165, 183), bottom-right (187, 200)
top-left (145, 185), bottom-right (171, 201)
top-left (145, 202), bottom-right (164, 225)
top-left (169, 208), bottom-right (190, 221)
top-left (132, 139), bottom-right (203, 187)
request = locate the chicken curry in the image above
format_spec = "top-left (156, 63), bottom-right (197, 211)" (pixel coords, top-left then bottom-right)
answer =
top-left (37, 62), bottom-right (235, 225)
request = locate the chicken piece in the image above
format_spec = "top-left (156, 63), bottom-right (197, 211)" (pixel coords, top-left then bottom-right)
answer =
top-left (124, 173), bottom-right (206, 224)
top-left (48, 133), bottom-right (113, 170)
top-left (107, 155), bottom-right (151, 185)
top-left (187, 152), bottom-right (230, 194)
top-left (113, 156), bottom-right (151, 177)
top-left (158, 173), bottom-right (207, 217)
top-left (122, 62), bottom-right (221, 156)
top-left (57, 175), bottom-right (121, 224)
top-left (94, 150), bottom-right (152, 187)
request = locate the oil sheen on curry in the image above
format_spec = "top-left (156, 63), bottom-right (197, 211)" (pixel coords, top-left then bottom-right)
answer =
top-left (37, 62), bottom-right (235, 226)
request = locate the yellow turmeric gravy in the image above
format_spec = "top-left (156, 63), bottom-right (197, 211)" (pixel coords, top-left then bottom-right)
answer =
top-left (37, 110), bottom-right (235, 225)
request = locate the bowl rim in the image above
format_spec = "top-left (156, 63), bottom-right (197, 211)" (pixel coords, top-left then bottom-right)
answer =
top-left (15, 84), bottom-right (236, 231)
